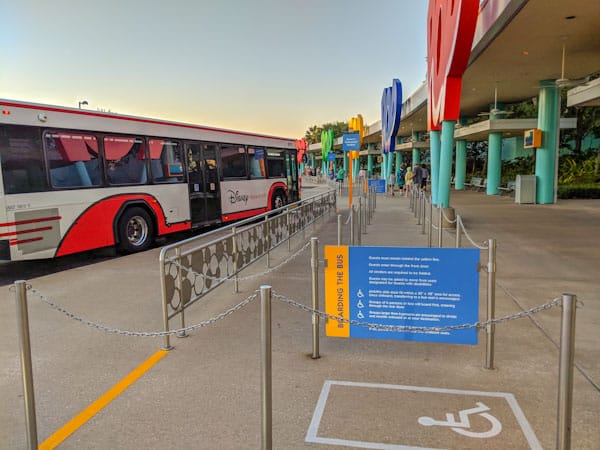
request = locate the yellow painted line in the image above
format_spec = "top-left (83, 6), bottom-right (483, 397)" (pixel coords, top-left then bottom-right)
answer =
top-left (39, 349), bottom-right (169, 450)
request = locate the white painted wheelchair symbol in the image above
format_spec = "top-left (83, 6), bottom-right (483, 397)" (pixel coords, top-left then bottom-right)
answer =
top-left (418, 402), bottom-right (502, 439)
top-left (356, 289), bottom-right (365, 298)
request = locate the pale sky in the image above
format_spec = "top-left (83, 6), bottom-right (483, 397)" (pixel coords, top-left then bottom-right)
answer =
top-left (1, 0), bottom-right (428, 138)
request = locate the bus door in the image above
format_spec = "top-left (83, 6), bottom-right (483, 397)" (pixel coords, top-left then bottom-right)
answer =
top-left (185, 142), bottom-right (221, 226)
top-left (285, 150), bottom-right (299, 202)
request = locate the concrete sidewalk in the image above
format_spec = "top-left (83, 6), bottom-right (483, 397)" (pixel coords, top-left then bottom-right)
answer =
top-left (1, 182), bottom-right (598, 449)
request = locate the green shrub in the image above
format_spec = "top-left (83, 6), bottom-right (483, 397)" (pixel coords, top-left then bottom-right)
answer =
top-left (557, 183), bottom-right (600, 199)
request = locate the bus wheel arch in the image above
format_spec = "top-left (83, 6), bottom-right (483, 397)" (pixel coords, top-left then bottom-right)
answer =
top-left (271, 188), bottom-right (287, 211)
top-left (115, 205), bottom-right (156, 253)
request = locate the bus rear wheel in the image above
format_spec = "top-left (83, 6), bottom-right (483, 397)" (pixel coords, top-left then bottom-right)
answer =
top-left (117, 207), bottom-right (154, 253)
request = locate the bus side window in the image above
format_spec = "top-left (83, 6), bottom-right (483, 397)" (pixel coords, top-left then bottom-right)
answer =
top-left (0, 125), bottom-right (48, 194)
top-left (44, 131), bottom-right (100, 188)
top-left (149, 139), bottom-right (184, 183)
top-left (248, 147), bottom-right (266, 179)
top-left (266, 149), bottom-right (285, 178)
top-left (221, 144), bottom-right (247, 179)
top-left (104, 136), bottom-right (147, 185)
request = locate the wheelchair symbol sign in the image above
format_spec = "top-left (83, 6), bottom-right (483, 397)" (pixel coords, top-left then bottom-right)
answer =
top-left (418, 402), bottom-right (502, 438)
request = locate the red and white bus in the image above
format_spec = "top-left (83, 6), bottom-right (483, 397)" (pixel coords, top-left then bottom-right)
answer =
top-left (0, 99), bottom-right (300, 261)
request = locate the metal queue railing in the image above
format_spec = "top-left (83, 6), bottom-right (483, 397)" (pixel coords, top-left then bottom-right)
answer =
top-left (158, 189), bottom-right (337, 350)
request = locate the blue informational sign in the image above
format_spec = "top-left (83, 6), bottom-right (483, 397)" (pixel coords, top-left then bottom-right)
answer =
top-left (254, 148), bottom-right (265, 159)
top-left (325, 246), bottom-right (480, 345)
top-left (368, 179), bottom-right (386, 193)
top-left (342, 133), bottom-right (361, 152)
top-left (327, 153), bottom-right (336, 161)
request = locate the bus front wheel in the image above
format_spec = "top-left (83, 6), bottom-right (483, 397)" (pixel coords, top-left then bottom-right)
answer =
top-left (117, 207), bottom-right (154, 253)
top-left (272, 190), bottom-right (286, 211)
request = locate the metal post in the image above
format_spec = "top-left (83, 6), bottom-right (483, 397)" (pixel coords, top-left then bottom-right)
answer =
top-left (176, 247), bottom-right (187, 336)
top-left (455, 216), bottom-right (462, 248)
top-left (260, 285), bottom-right (273, 450)
top-left (362, 195), bottom-right (367, 234)
top-left (14, 280), bottom-right (38, 450)
top-left (337, 214), bottom-right (342, 246)
top-left (357, 198), bottom-right (362, 246)
top-left (232, 227), bottom-right (239, 293)
top-left (310, 237), bottom-right (320, 359)
top-left (428, 197), bottom-right (433, 248)
top-left (350, 207), bottom-right (355, 246)
top-left (416, 191), bottom-right (421, 225)
top-left (159, 253), bottom-right (172, 350)
top-left (287, 208), bottom-right (291, 252)
top-left (484, 238), bottom-right (497, 370)
top-left (438, 206), bottom-right (443, 248)
top-left (265, 215), bottom-right (270, 268)
top-left (421, 194), bottom-right (426, 234)
top-left (557, 293), bottom-right (577, 450)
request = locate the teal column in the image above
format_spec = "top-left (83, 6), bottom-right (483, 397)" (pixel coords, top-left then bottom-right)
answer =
top-left (411, 131), bottom-right (421, 167)
top-left (311, 154), bottom-right (316, 168)
top-left (437, 120), bottom-right (456, 208)
top-left (343, 152), bottom-right (348, 174)
top-left (536, 80), bottom-right (560, 204)
top-left (353, 156), bottom-right (359, 178)
top-left (455, 140), bottom-right (467, 190)
top-left (430, 130), bottom-right (441, 205)
top-left (487, 132), bottom-right (502, 195)
top-left (395, 152), bottom-right (401, 173)
top-left (367, 152), bottom-right (374, 177)
top-left (486, 106), bottom-right (504, 195)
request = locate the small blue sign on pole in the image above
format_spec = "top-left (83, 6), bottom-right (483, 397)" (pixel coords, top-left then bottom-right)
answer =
top-left (327, 153), bottom-right (336, 162)
top-left (368, 179), bottom-right (386, 193)
top-left (342, 133), bottom-right (360, 152)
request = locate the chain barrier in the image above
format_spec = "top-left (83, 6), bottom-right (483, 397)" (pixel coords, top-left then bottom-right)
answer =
top-left (27, 286), bottom-right (258, 337)
top-left (17, 284), bottom-right (581, 338)
top-left (440, 206), bottom-right (457, 224)
top-left (456, 216), bottom-right (489, 250)
top-left (272, 291), bottom-right (566, 333)
top-left (166, 239), bottom-right (311, 284)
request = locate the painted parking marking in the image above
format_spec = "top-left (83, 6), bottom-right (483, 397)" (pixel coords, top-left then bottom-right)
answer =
top-left (418, 402), bottom-right (502, 438)
top-left (305, 380), bottom-right (542, 450)
top-left (39, 349), bottom-right (169, 450)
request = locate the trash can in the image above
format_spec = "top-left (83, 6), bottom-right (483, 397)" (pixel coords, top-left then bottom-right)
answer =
top-left (515, 175), bottom-right (536, 204)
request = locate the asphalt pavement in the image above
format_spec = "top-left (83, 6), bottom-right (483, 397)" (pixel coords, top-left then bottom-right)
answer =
top-left (1, 180), bottom-right (598, 449)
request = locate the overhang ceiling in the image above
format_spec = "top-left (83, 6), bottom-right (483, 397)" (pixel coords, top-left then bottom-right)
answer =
top-left (397, 0), bottom-right (600, 138)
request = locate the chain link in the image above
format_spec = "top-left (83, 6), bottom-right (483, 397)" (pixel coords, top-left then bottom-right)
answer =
top-left (272, 291), bottom-right (564, 333)
top-left (28, 287), bottom-right (258, 337)
top-left (457, 216), bottom-right (489, 250)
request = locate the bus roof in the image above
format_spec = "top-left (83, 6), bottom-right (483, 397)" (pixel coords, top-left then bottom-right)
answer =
top-left (0, 98), bottom-right (296, 147)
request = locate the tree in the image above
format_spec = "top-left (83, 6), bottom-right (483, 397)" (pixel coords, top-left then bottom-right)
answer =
top-left (304, 121), bottom-right (349, 144)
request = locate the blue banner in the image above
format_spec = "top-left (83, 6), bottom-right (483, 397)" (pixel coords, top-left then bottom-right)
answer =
top-left (342, 133), bottom-right (360, 151)
top-left (327, 153), bottom-right (336, 161)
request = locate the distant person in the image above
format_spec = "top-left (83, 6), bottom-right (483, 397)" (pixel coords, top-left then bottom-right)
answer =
top-left (413, 164), bottom-right (423, 190)
top-left (336, 166), bottom-right (345, 184)
top-left (396, 164), bottom-right (406, 193)
top-left (358, 166), bottom-right (367, 180)
top-left (404, 166), bottom-right (414, 196)
top-left (420, 164), bottom-right (429, 190)
top-left (387, 171), bottom-right (395, 196)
